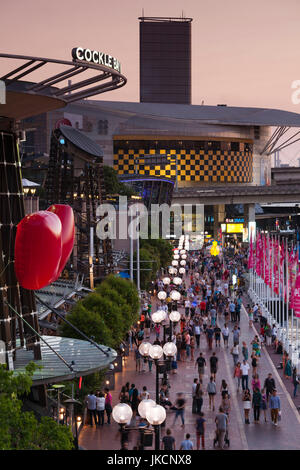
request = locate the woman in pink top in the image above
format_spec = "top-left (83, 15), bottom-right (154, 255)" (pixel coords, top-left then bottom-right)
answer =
top-left (251, 374), bottom-right (261, 392)
top-left (104, 388), bottom-right (112, 424)
top-left (233, 362), bottom-right (242, 391)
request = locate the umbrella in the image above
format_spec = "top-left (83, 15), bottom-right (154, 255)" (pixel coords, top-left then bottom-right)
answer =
top-left (117, 271), bottom-right (130, 279)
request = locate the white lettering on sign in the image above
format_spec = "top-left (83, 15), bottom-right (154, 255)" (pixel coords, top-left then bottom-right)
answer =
top-left (72, 48), bottom-right (121, 73)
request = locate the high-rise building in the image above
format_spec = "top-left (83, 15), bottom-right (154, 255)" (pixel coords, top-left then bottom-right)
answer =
top-left (139, 16), bottom-right (192, 104)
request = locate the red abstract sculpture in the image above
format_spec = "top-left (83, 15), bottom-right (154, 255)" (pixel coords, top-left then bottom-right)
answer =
top-left (14, 211), bottom-right (62, 290)
top-left (14, 205), bottom-right (75, 290)
top-left (46, 204), bottom-right (75, 279)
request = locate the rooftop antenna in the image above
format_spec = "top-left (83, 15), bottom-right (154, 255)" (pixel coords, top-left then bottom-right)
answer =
top-left (142, 7), bottom-right (144, 18)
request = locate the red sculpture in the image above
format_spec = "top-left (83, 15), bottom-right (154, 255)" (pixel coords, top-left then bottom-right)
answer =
top-left (14, 205), bottom-right (75, 290)
top-left (46, 204), bottom-right (75, 279)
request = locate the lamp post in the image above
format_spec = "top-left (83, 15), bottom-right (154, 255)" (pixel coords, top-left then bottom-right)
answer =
top-left (169, 310), bottom-right (181, 341)
top-left (112, 403), bottom-right (133, 449)
top-left (146, 404), bottom-right (166, 450)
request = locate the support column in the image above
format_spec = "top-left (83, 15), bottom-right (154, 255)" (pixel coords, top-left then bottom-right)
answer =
top-left (213, 204), bottom-right (225, 239)
top-left (244, 203), bottom-right (256, 242)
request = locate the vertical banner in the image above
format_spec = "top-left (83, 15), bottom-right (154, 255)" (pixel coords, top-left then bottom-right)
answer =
top-left (293, 272), bottom-right (300, 318)
top-left (248, 232), bottom-right (254, 269)
top-left (274, 237), bottom-right (279, 295)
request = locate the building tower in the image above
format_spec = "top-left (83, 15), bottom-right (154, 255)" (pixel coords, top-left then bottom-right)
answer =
top-left (139, 16), bottom-right (192, 104)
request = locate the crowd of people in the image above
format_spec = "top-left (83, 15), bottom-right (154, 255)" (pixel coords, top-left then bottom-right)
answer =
top-left (84, 241), bottom-right (298, 450)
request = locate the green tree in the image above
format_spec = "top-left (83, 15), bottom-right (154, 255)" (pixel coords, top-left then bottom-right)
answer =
top-left (59, 301), bottom-right (114, 348)
top-left (97, 274), bottom-right (139, 322)
top-left (0, 363), bottom-right (74, 450)
top-left (103, 165), bottom-right (136, 197)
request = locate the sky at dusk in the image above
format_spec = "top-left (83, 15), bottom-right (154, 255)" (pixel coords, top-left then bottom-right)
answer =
top-left (1, 0), bottom-right (300, 163)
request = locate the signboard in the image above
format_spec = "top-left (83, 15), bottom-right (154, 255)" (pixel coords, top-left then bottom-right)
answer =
top-left (226, 223), bottom-right (244, 233)
top-left (293, 273), bottom-right (300, 318)
top-left (72, 47), bottom-right (121, 73)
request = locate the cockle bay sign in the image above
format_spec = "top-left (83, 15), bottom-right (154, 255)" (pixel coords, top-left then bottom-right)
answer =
top-left (72, 47), bottom-right (121, 73)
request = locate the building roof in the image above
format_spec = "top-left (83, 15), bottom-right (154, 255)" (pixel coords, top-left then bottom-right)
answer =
top-left (85, 100), bottom-right (300, 127)
top-left (60, 125), bottom-right (103, 157)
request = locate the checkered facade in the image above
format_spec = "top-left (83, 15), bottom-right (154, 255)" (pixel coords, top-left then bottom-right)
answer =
top-left (113, 139), bottom-right (253, 183)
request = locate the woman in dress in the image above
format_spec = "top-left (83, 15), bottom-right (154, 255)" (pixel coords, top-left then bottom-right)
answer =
top-left (242, 388), bottom-right (251, 424)
top-left (284, 353), bottom-right (292, 379)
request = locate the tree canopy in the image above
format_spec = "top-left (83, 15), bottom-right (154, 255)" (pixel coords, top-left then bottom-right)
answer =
top-left (0, 363), bottom-right (74, 450)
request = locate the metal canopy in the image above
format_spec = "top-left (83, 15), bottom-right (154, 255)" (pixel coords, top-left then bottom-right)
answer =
top-left (13, 336), bottom-right (116, 386)
top-left (0, 52), bottom-right (127, 106)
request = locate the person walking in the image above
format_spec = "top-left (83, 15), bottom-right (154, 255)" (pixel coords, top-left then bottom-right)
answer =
top-left (86, 391), bottom-right (97, 427)
top-left (206, 324), bottom-right (214, 350)
top-left (214, 324), bottom-right (221, 348)
top-left (221, 323), bottom-right (229, 348)
top-left (104, 388), bottom-right (113, 424)
top-left (96, 391), bottom-right (105, 426)
top-left (251, 352), bottom-right (258, 376)
top-left (263, 373), bottom-right (276, 402)
top-left (173, 393), bottom-right (186, 427)
top-left (261, 389), bottom-right (268, 422)
top-left (195, 383), bottom-right (203, 414)
top-left (232, 325), bottom-right (240, 345)
top-left (207, 376), bottom-right (217, 411)
top-left (242, 341), bottom-right (249, 361)
top-left (215, 407), bottom-right (228, 449)
top-left (221, 392), bottom-right (231, 419)
top-left (233, 362), bottom-right (242, 391)
top-left (195, 352), bottom-right (206, 383)
top-left (180, 433), bottom-right (193, 450)
top-left (192, 378), bottom-right (198, 414)
top-left (284, 353), bottom-right (292, 380)
top-left (196, 412), bottom-right (206, 450)
top-left (231, 343), bottom-right (239, 366)
top-left (251, 374), bottom-right (261, 393)
top-left (270, 389), bottom-right (281, 426)
top-left (292, 367), bottom-right (300, 397)
top-left (252, 387), bottom-right (262, 423)
top-left (241, 360), bottom-right (250, 391)
top-left (194, 323), bottom-right (201, 349)
top-left (190, 335), bottom-right (195, 361)
top-left (242, 389), bottom-right (251, 424)
top-left (161, 428), bottom-right (176, 450)
top-left (209, 352), bottom-right (218, 381)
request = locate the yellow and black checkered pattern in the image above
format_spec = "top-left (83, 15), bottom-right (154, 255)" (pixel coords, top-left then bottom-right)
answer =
top-left (113, 143), bottom-right (253, 183)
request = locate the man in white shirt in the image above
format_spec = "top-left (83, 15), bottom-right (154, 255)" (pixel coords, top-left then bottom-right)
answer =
top-left (221, 324), bottom-right (229, 348)
top-left (241, 360), bottom-right (250, 390)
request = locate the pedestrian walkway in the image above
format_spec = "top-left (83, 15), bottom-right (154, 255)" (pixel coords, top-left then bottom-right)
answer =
top-left (79, 284), bottom-right (300, 451)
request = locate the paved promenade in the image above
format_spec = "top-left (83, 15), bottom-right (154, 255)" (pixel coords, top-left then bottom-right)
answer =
top-left (79, 290), bottom-right (300, 451)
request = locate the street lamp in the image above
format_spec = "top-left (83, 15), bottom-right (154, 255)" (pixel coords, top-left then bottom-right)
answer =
top-left (168, 267), bottom-right (177, 275)
top-left (152, 310), bottom-right (167, 324)
top-left (169, 310), bottom-right (181, 341)
top-left (138, 398), bottom-right (156, 418)
top-left (146, 404), bottom-right (166, 451)
top-left (180, 249), bottom-right (186, 255)
top-left (181, 254), bottom-right (187, 260)
top-left (162, 277), bottom-right (171, 285)
top-left (173, 254), bottom-right (180, 260)
top-left (173, 276), bottom-right (182, 286)
top-left (157, 291), bottom-right (167, 301)
top-left (172, 260), bottom-right (178, 267)
top-left (179, 267), bottom-right (186, 275)
top-left (112, 403), bottom-right (133, 449)
top-left (180, 260), bottom-right (186, 266)
top-left (139, 342), bottom-right (152, 357)
top-left (170, 290), bottom-right (181, 301)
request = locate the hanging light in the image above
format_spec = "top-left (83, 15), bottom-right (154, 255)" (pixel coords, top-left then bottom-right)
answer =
top-left (170, 290), bottom-right (181, 301)
top-left (112, 403), bottom-right (133, 424)
top-left (146, 404), bottom-right (166, 426)
top-left (172, 260), bottom-right (178, 266)
top-left (149, 344), bottom-right (164, 360)
top-left (173, 276), bottom-right (182, 285)
top-left (163, 342), bottom-right (177, 357)
top-left (173, 254), bottom-right (180, 260)
top-left (180, 260), bottom-right (186, 266)
top-left (157, 291), bottom-right (167, 301)
top-left (169, 310), bottom-right (181, 323)
top-left (139, 342), bottom-right (152, 357)
top-left (162, 277), bottom-right (171, 285)
top-left (138, 399), bottom-right (156, 418)
top-left (152, 310), bottom-right (167, 323)
top-left (179, 267), bottom-right (186, 274)
top-left (181, 254), bottom-right (187, 260)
